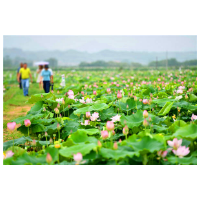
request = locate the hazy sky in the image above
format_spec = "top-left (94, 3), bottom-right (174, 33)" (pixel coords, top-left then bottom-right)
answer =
top-left (3, 35), bottom-right (197, 52)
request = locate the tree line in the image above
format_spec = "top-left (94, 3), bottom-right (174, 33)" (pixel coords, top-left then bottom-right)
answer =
top-left (3, 55), bottom-right (197, 68)
top-left (148, 58), bottom-right (197, 67)
top-left (3, 56), bottom-right (58, 68)
top-left (79, 59), bottom-right (197, 67)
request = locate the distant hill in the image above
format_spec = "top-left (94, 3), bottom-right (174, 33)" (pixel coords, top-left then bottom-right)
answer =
top-left (3, 48), bottom-right (197, 66)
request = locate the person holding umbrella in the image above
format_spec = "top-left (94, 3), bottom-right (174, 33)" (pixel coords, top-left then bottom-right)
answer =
top-left (36, 65), bottom-right (43, 89)
top-left (41, 64), bottom-right (53, 93)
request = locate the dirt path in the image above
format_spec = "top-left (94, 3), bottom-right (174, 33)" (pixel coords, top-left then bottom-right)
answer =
top-left (3, 105), bottom-right (32, 142)
top-left (3, 104), bottom-right (31, 121)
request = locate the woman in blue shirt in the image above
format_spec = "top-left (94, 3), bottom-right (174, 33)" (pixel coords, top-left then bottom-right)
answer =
top-left (41, 65), bottom-right (53, 93)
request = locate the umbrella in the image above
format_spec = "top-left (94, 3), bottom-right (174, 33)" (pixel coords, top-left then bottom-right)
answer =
top-left (33, 61), bottom-right (49, 66)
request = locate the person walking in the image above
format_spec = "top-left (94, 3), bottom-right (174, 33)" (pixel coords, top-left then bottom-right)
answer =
top-left (18, 63), bottom-right (33, 96)
top-left (17, 63), bottom-right (23, 89)
top-left (41, 65), bottom-right (53, 93)
top-left (36, 65), bottom-right (43, 89)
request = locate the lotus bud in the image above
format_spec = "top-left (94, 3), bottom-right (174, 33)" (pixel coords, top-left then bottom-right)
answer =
top-left (45, 132), bottom-right (48, 137)
top-left (143, 119), bottom-right (148, 127)
top-left (24, 119), bottom-right (31, 127)
top-left (57, 123), bottom-right (61, 130)
top-left (49, 138), bottom-right (53, 144)
top-left (148, 117), bottom-right (152, 122)
top-left (143, 110), bottom-right (148, 118)
top-left (46, 153), bottom-right (52, 164)
top-left (86, 112), bottom-right (91, 118)
top-left (101, 130), bottom-right (109, 140)
top-left (106, 121), bottom-right (114, 131)
top-left (123, 125), bottom-right (129, 135)
top-left (54, 108), bottom-right (59, 114)
top-left (113, 142), bottom-right (118, 150)
top-left (117, 91), bottom-right (122, 99)
top-left (97, 140), bottom-right (102, 148)
top-left (93, 90), bottom-right (97, 95)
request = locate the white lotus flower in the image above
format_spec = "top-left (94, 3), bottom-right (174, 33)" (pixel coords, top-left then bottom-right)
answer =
top-left (111, 114), bottom-right (121, 122)
top-left (56, 98), bottom-right (64, 102)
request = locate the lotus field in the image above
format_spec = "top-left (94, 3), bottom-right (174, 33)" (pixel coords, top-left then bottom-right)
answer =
top-left (3, 69), bottom-right (197, 165)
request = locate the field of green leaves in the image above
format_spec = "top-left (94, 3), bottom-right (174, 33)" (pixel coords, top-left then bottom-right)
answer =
top-left (3, 68), bottom-right (197, 165)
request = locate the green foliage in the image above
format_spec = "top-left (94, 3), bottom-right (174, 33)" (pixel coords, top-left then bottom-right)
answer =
top-left (3, 68), bottom-right (197, 165)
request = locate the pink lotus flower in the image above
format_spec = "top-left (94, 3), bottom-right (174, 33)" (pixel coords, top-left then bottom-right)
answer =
top-left (191, 114), bottom-right (197, 121)
top-left (68, 90), bottom-right (74, 96)
top-left (81, 120), bottom-right (90, 126)
top-left (157, 150), bottom-right (168, 158)
top-left (177, 89), bottom-right (183, 94)
top-left (79, 97), bottom-right (85, 104)
top-left (116, 84), bottom-right (120, 87)
top-left (68, 95), bottom-right (74, 99)
top-left (24, 119), bottom-right (31, 127)
top-left (172, 146), bottom-right (190, 158)
top-left (143, 99), bottom-right (148, 104)
top-left (86, 112), bottom-right (91, 118)
top-left (3, 150), bottom-right (14, 159)
top-left (86, 98), bottom-right (92, 103)
top-left (111, 114), bottom-right (121, 122)
top-left (101, 130), bottom-right (109, 139)
top-left (113, 142), bottom-right (118, 150)
top-left (46, 153), bottom-right (52, 164)
top-left (106, 121), bottom-right (114, 131)
top-left (81, 91), bottom-right (84, 95)
top-left (158, 78), bottom-right (161, 81)
top-left (107, 88), bottom-right (111, 93)
top-left (117, 91), bottom-right (122, 99)
top-left (123, 125), bottom-right (129, 135)
top-left (7, 122), bottom-right (16, 131)
top-left (93, 90), bottom-right (97, 95)
top-left (73, 152), bottom-right (83, 164)
top-left (143, 110), bottom-right (148, 118)
top-left (90, 112), bottom-right (99, 121)
top-left (167, 138), bottom-right (182, 150)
